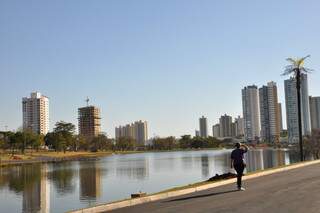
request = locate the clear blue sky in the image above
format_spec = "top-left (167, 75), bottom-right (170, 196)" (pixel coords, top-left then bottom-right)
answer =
top-left (1, 0), bottom-right (320, 137)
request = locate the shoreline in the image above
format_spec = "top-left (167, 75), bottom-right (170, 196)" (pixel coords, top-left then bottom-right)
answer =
top-left (69, 159), bottom-right (320, 213)
top-left (0, 148), bottom-right (225, 167)
top-left (0, 151), bottom-right (114, 167)
top-left (0, 147), bottom-right (289, 167)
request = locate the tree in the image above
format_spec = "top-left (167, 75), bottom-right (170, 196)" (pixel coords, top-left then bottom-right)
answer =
top-left (304, 129), bottom-right (320, 159)
top-left (45, 121), bottom-right (76, 152)
top-left (77, 135), bottom-right (89, 151)
top-left (9, 132), bottom-right (24, 154)
top-left (0, 131), bottom-right (11, 151)
top-left (90, 134), bottom-right (112, 152)
top-left (283, 55), bottom-right (312, 161)
top-left (207, 136), bottom-right (221, 148)
top-left (116, 137), bottom-right (136, 151)
top-left (152, 137), bottom-right (177, 150)
top-left (54, 121), bottom-right (76, 134)
top-left (179, 135), bottom-right (192, 149)
top-left (45, 132), bottom-right (66, 152)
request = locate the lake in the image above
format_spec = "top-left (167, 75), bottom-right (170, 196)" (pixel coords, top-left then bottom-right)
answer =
top-left (0, 149), bottom-right (300, 213)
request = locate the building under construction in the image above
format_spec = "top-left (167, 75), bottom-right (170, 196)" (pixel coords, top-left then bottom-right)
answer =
top-left (78, 106), bottom-right (101, 140)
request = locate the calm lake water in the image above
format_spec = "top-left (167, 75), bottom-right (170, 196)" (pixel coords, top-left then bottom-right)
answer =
top-left (0, 149), bottom-right (300, 213)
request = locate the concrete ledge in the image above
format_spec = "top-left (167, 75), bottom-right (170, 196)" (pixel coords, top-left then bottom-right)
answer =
top-left (68, 159), bottom-right (320, 213)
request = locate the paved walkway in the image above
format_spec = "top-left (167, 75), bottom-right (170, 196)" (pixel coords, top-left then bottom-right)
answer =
top-left (110, 163), bottom-right (320, 213)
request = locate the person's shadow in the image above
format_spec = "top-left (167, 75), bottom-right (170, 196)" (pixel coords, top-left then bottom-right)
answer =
top-left (164, 189), bottom-right (238, 202)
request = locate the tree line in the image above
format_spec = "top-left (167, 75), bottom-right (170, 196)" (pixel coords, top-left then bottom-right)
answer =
top-left (0, 121), bottom-right (227, 154)
top-left (148, 135), bottom-right (222, 150)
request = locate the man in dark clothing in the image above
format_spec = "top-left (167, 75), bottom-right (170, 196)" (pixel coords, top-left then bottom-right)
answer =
top-left (231, 142), bottom-right (249, 191)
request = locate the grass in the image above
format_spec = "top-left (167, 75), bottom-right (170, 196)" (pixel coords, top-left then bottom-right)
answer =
top-left (0, 150), bottom-right (115, 167)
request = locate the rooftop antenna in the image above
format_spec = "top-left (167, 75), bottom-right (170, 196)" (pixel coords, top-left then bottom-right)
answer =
top-left (86, 97), bottom-right (90, 107)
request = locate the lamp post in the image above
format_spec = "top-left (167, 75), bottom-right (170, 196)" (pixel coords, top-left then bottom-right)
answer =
top-left (282, 55), bottom-right (312, 161)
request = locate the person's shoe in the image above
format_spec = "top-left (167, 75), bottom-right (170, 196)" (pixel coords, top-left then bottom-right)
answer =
top-left (237, 187), bottom-right (245, 191)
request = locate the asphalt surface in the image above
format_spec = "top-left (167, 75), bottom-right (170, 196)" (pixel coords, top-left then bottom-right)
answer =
top-left (109, 163), bottom-right (320, 213)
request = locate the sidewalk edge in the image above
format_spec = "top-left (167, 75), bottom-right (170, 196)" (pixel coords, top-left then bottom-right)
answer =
top-left (68, 159), bottom-right (320, 213)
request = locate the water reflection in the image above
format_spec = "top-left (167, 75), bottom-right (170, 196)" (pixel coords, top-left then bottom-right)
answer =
top-left (244, 149), bottom-right (299, 172)
top-left (23, 164), bottom-right (50, 213)
top-left (201, 155), bottom-right (209, 177)
top-left (246, 149), bottom-right (264, 171)
top-left (0, 149), bottom-right (301, 213)
top-left (116, 157), bottom-right (148, 180)
top-left (181, 155), bottom-right (194, 170)
top-left (0, 164), bottom-right (50, 213)
top-left (48, 162), bottom-right (76, 195)
top-left (79, 161), bottom-right (102, 201)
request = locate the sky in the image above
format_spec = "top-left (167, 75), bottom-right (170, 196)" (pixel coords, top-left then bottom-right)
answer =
top-left (1, 0), bottom-right (320, 138)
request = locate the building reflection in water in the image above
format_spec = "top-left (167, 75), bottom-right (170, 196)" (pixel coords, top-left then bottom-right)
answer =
top-left (116, 157), bottom-right (148, 180)
top-left (181, 155), bottom-right (194, 170)
top-left (200, 155), bottom-right (209, 178)
top-left (244, 149), bottom-right (292, 173)
top-left (202, 153), bottom-right (231, 178)
top-left (48, 162), bottom-right (76, 195)
top-left (153, 154), bottom-right (176, 171)
top-left (79, 161), bottom-right (102, 201)
top-left (246, 149), bottom-right (264, 172)
top-left (221, 153), bottom-right (232, 174)
top-left (0, 163), bottom-right (51, 213)
top-left (22, 164), bottom-right (50, 213)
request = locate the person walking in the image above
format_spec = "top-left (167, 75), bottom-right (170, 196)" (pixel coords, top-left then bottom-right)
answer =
top-left (231, 142), bottom-right (249, 191)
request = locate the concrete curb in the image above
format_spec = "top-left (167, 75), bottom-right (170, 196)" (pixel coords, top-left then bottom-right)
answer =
top-left (69, 159), bottom-right (320, 213)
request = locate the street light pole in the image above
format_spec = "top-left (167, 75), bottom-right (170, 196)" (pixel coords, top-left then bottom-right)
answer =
top-left (283, 55), bottom-right (312, 162)
top-left (295, 68), bottom-right (304, 161)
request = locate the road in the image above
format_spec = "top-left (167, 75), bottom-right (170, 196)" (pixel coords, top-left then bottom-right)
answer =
top-left (110, 163), bottom-right (320, 213)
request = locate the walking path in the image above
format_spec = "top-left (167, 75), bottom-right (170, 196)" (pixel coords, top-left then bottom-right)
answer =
top-left (109, 162), bottom-right (320, 213)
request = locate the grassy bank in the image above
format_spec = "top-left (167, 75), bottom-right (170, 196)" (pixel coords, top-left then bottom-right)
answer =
top-left (0, 151), bottom-right (115, 167)
top-left (0, 147), bottom-right (274, 167)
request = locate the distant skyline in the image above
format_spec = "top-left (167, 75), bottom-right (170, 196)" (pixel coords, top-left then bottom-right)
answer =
top-left (1, 0), bottom-right (320, 137)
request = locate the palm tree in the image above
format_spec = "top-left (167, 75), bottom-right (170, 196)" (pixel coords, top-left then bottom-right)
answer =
top-left (282, 55), bottom-right (312, 161)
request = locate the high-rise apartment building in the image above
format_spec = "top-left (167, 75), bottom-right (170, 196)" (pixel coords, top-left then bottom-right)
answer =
top-left (231, 122), bottom-right (237, 137)
top-left (219, 114), bottom-right (232, 137)
top-left (78, 106), bottom-right (101, 139)
top-left (115, 120), bottom-right (148, 146)
top-left (242, 85), bottom-right (260, 142)
top-left (134, 120), bottom-right (148, 146)
top-left (259, 82), bottom-right (280, 143)
top-left (234, 116), bottom-right (244, 137)
top-left (285, 74), bottom-right (311, 143)
top-left (199, 116), bottom-right (208, 138)
top-left (278, 103), bottom-right (283, 132)
top-left (309, 96), bottom-right (320, 130)
top-left (22, 92), bottom-right (49, 135)
top-left (212, 124), bottom-right (220, 138)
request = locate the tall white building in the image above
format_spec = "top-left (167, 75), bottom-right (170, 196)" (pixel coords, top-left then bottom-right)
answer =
top-left (285, 74), bottom-right (311, 143)
top-left (278, 103), bottom-right (283, 132)
top-left (242, 85), bottom-right (260, 142)
top-left (234, 116), bottom-right (244, 137)
top-left (309, 96), bottom-right (320, 130)
top-left (199, 116), bottom-right (208, 138)
top-left (212, 124), bottom-right (220, 138)
top-left (259, 82), bottom-right (280, 143)
top-left (115, 120), bottom-right (148, 146)
top-left (22, 92), bottom-right (49, 135)
top-left (219, 114), bottom-right (232, 137)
